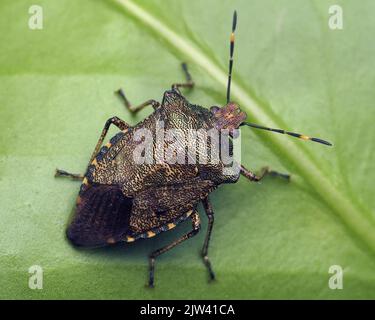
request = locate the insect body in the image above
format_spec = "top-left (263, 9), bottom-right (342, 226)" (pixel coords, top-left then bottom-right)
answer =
top-left (56, 11), bottom-right (332, 287)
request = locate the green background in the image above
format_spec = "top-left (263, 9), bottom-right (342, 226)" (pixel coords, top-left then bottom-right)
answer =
top-left (0, 0), bottom-right (375, 299)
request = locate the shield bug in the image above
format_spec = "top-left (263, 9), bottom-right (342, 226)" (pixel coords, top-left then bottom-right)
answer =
top-left (55, 11), bottom-right (332, 287)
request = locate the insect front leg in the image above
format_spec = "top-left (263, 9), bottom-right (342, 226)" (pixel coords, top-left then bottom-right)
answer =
top-left (148, 211), bottom-right (201, 288)
top-left (240, 165), bottom-right (290, 182)
top-left (115, 89), bottom-right (160, 114)
top-left (201, 196), bottom-right (215, 281)
top-left (171, 62), bottom-right (195, 93)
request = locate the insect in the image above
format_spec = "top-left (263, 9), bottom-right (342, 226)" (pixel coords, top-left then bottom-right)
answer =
top-left (55, 11), bottom-right (332, 287)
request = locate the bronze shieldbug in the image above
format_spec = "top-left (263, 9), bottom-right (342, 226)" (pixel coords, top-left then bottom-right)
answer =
top-left (56, 11), bottom-right (332, 287)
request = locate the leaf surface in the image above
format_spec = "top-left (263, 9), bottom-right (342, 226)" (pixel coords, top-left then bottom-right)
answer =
top-left (0, 0), bottom-right (374, 298)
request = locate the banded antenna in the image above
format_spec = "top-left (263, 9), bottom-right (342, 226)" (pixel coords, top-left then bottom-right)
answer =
top-left (240, 122), bottom-right (333, 146)
top-left (226, 10), bottom-right (237, 104)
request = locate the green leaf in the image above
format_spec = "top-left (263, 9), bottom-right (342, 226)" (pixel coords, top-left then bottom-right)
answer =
top-left (0, 0), bottom-right (374, 299)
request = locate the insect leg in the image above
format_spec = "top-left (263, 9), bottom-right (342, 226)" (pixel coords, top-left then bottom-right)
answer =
top-left (55, 169), bottom-right (84, 181)
top-left (148, 211), bottom-right (201, 288)
top-left (88, 116), bottom-right (130, 164)
top-left (115, 89), bottom-right (160, 114)
top-left (201, 196), bottom-right (215, 281)
top-left (171, 62), bottom-right (195, 93)
top-left (240, 165), bottom-right (290, 182)
top-left (55, 116), bottom-right (130, 179)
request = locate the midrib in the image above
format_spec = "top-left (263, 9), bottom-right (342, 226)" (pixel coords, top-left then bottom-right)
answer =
top-left (115, 0), bottom-right (375, 253)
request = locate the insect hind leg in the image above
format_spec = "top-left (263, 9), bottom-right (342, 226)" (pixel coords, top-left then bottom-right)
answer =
top-left (88, 116), bottom-right (130, 164)
top-left (55, 169), bottom-right (84, 181)
top-left (148, 211), bottom-right (201, 288)
top-left (55, 116), bottom-right (130, 181)
top-left (171, 62), bottom-right (195, 93)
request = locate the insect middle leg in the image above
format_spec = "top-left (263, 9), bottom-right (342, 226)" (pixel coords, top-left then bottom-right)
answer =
top-left (148, 211), bottom-right (201, 288)
top-left (171, 62), bottom-right (195, 93)
top-left (115, 89), bottom-right (160, 114)
top-left (55, 116), bottom-right (130, 179)
top-left (201, 196), bottom-right (215, 281)
top-left (240, 165), bottom-right (290, 182)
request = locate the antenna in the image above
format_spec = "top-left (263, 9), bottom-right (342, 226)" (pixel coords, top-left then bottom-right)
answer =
top-left (241, 122), bottom-right (332, 146)
top-left (226, 10), bottom-right (237, 104)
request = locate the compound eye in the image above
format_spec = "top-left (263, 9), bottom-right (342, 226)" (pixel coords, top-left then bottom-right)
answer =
top-left (230, 128), bottom-right (240, 139)
top-left (210, 106), bottom-right (220, 114)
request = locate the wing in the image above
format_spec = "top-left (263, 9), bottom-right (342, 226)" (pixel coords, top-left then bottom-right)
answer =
top-left (66, 183), bottom-right (133, 247)
top-left (126, 178), bottom-right (215, 238)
